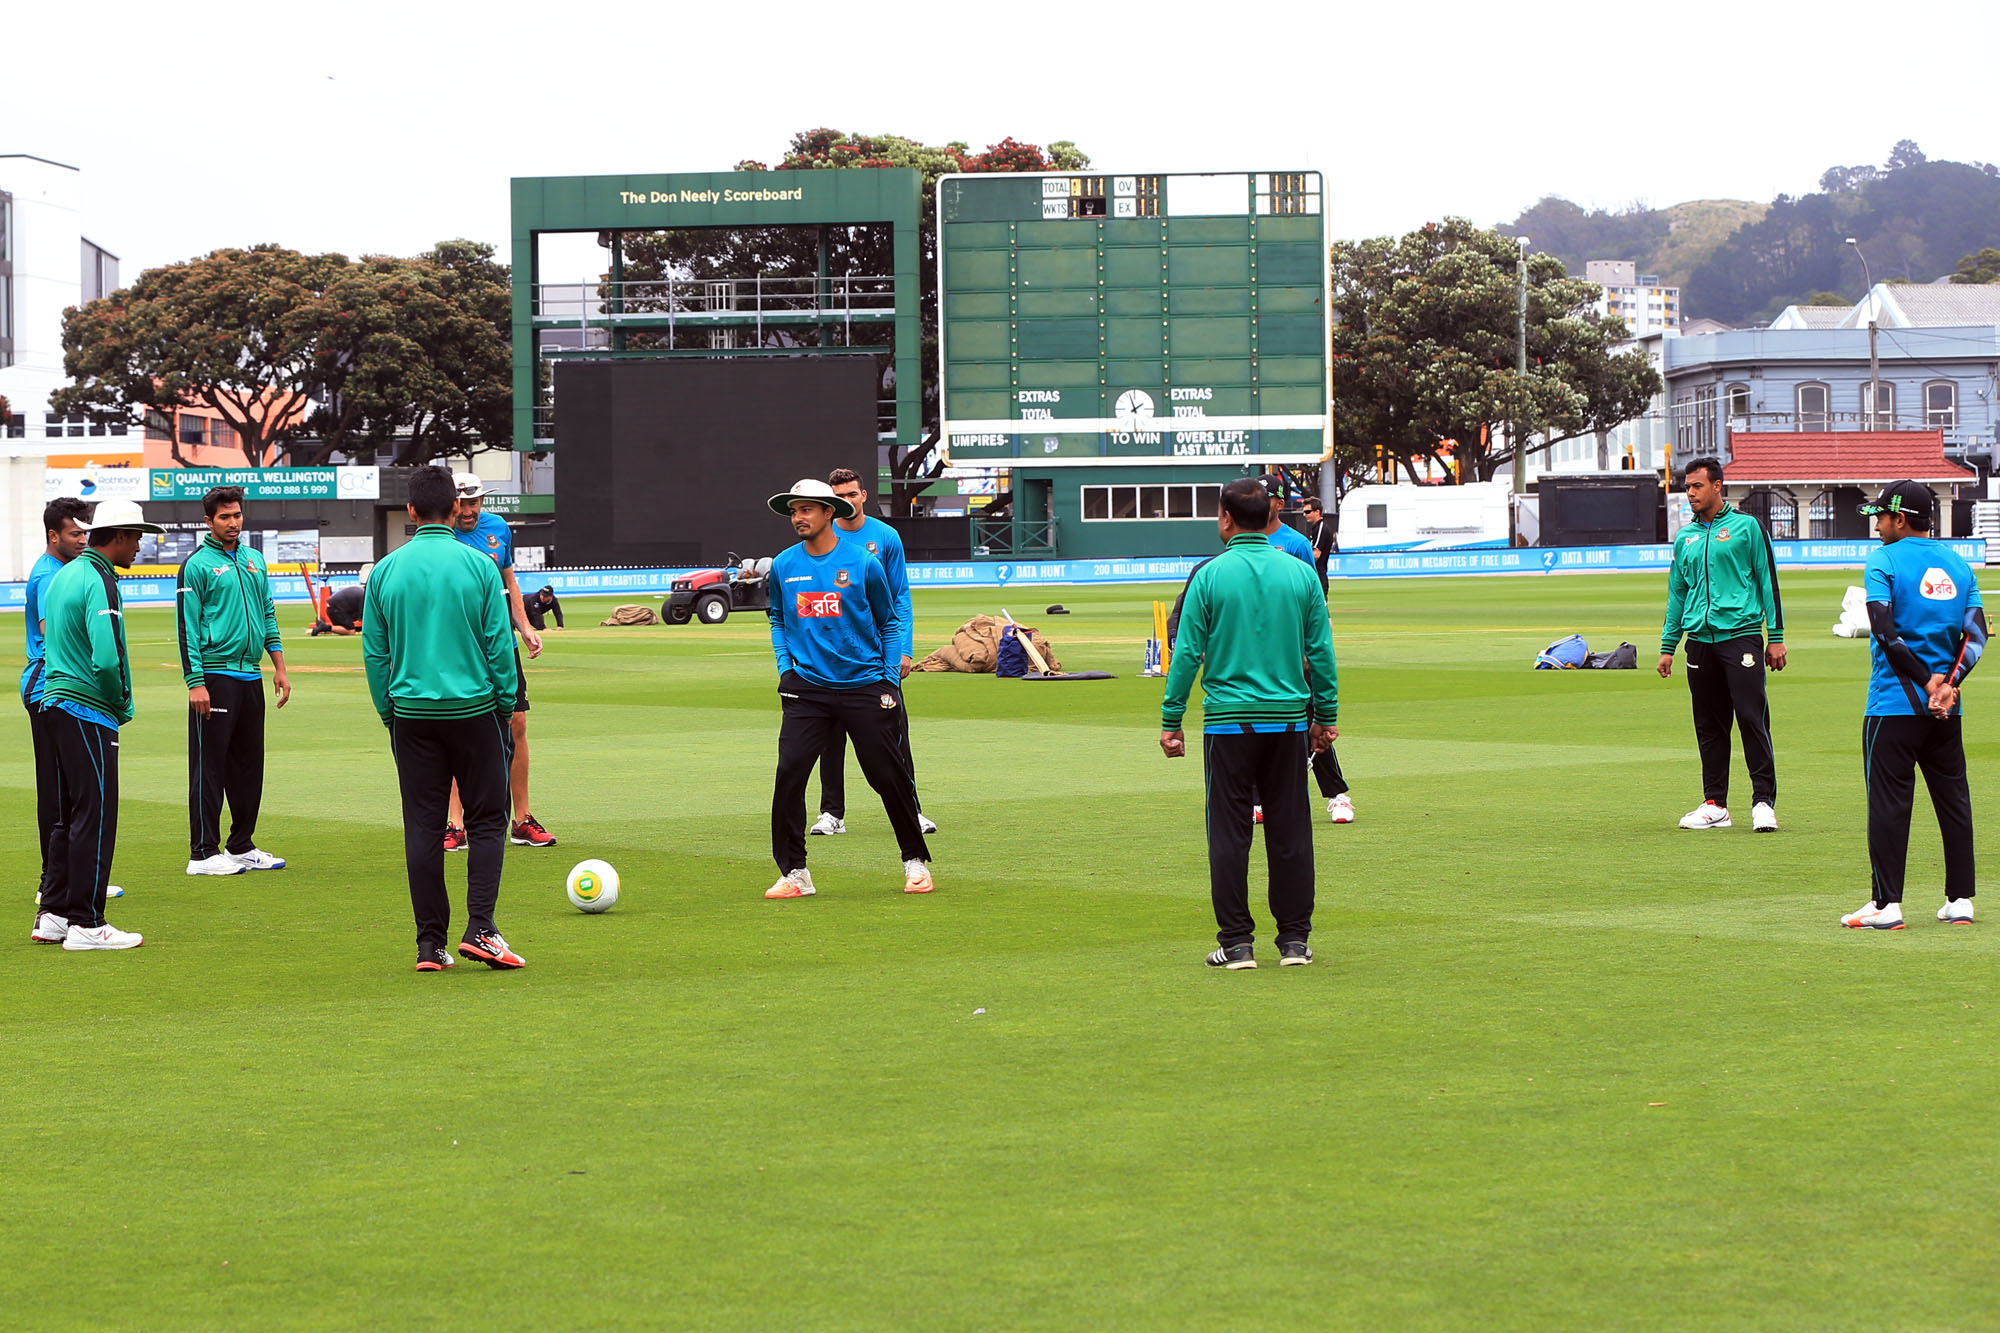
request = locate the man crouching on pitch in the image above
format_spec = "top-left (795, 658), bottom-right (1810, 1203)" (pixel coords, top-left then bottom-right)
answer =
top-left (764, 478), bottom-right (933, 899)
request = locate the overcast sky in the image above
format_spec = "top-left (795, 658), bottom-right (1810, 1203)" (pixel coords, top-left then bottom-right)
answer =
top-left (10, 0), bottom-right (1997, 282)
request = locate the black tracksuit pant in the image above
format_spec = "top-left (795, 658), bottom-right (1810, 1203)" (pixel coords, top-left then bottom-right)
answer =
top-left (815, 699), bottom-right (920, 819)
top-left (774, 672), bottom-right (929, 871)
top-left (42, 708), bottom-right (120, 930)
top-left (1311, 745), bottom-right (1349, 798)
top-left (28, 699), bottom-right (61, 897)
top-left (1685, 635), bottom-right (1776, 808)
top-left (188, 673), bottom-right (266, 859)
top-left (1864, 715), bottom-right (1975, 905)
top-left (390, 713), bottom-right (512, 948)
top-left (1204, 728), bottom-right (1315, 948)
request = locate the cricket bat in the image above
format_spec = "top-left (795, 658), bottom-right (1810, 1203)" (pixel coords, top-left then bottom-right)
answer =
top-left (999, 609), bottom-right (1053, 675)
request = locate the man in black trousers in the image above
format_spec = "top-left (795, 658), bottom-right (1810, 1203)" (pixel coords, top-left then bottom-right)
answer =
top-left (1159, 478), bottom-right (1339, 969)
top-left (362, 467), bottom-right (523, 972)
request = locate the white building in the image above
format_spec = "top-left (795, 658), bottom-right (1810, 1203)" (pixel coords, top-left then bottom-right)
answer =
top-left (1585, 259), bottom-right (1680, 337)
top-left (1, 154), bottom-right (124, 456)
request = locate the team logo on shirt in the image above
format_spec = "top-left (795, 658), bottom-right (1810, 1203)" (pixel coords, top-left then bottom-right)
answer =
top-left (1716, 529), bottom-right (1731, 542)
top-left (866, 541), bottom-right (879, 554)
top-left (880, 693), bottom-right (898, 710)
top-left (1742, 652), bottom-right (1755, 668)
top-left (1922, 568), bottom-right (1957, 600)
top-left (798, 591), bottom-right (842, 617)
top-left (834, 569), bottom-right (851, 587)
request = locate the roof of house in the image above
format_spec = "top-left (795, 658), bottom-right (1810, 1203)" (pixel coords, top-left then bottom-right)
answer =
top-left (1772, 306), bottom-right (1849, 329)
top-left (1724, 430), bottom-right (1976, 485)
top-left (1844, 284), bottom-right (2000, 328)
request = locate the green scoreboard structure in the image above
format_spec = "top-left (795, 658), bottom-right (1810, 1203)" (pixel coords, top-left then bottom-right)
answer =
top-left (937, 171), bottom-right (1329, 470)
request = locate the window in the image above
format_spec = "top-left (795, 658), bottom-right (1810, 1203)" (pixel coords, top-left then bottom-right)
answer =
top-left (1925, 381), bottom-right (1958, 429)
top-left (0, 191), bottom-right (11, 263)
top-left (145, 410), bottom-right (172, 440)
top-left (1695, 385), bottom-right (1716, 453)
top-left (1725, 383), bottom-right (1750, 424)
top-left (4, 414), bottom-right (23, 439)
top-left (180, 415), bottom-right (207, 446)
top-left (1860, 380), bottom-right (1895, 426)
top-left (1081, 483), bottom-right (1223, 521)
top-left (211, 420), bottom-right (238, 449)
top-left (1795, 383), bottom-right (1829, 431)
top-left (1367, 504), bottom-right (1388, 529)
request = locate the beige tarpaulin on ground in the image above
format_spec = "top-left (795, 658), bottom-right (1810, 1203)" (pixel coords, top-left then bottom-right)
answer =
top-left (599, 605), bottom-right (659, 626)
top-left (913, 614), bottom-right (1061, 673)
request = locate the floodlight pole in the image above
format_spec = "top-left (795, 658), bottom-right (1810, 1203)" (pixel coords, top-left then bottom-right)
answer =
top-left (1513, 237), bottom-right (1530, 496)
top-left (1846, 238), bottom-right (1879, 431)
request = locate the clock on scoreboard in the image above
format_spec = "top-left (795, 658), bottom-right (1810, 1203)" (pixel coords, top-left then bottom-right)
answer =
top-left (936, 171), bottom-right (1328, 468)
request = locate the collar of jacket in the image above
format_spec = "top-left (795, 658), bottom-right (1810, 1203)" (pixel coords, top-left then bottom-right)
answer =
top-left (1695, 502), bottom-right (1736, 527)
top-left (200, 533), bottom-right (246, 557)
top-left (1226, 533), bottom-right (1272, 548)
top-left (413, 524), bottom-right (456, 537)
top-left (79, 547), bottom-right (115, 576)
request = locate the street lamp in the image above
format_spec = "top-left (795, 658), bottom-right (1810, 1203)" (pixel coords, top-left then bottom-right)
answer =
top-left (1846, 237), bottom-right (1881, 431)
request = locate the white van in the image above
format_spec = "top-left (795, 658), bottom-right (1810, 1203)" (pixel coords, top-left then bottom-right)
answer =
top-left (1337, 482), bottom-right (1512, 551)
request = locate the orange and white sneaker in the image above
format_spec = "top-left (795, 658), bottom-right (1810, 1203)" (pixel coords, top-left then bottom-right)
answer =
top-left (457, 928), bottom-right (524, 969)
top-left (1841, 901), bottom-right (1905, 930)
top-left (1679, 801), bottom-right (1731, 830)
top-left (765, 869), bottom-right (815, 899)
top-left (903, 859), bottom-right (934, 895)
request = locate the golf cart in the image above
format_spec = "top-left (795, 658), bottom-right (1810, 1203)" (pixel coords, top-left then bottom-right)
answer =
top-left (664, 553), bottom-right (772, 625)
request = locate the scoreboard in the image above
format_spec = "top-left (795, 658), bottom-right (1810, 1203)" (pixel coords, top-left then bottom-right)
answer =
top-left (937, 171), bottom-right (1328, 468)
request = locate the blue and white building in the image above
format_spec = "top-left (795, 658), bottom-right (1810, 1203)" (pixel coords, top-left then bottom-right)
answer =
top-left (1665, 284), bottom-right (2000, 474)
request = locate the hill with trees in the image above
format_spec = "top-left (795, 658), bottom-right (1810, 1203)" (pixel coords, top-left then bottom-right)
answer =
top-left (1500, 142), bottom-right (2000, 324)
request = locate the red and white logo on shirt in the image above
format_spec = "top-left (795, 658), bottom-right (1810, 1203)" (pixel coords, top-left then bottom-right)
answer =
top-left (1922, 568), bottom-right (1957, 600)
top-left (797, 591), bottom-right (843, 618)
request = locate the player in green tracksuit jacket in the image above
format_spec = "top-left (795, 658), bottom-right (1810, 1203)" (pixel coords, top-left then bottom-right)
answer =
top-left (1656, 457), bottom-right (1786, 831)
top-left (1161, 478), bottom-right (1339, 970)
top-left (35, 501), bottom-right (163, 950)
top-left (176, 488), bottom-right (291, 874)
top-left (362, 466), bottom-right (524, 972)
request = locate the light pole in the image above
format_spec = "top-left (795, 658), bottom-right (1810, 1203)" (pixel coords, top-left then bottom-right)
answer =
top-left (1846, 237), bottom-right (1881, 431)
top-left (1513, 236), bottom-right (1530, 496)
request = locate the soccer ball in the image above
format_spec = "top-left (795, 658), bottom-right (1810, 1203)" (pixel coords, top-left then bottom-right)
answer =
top-left (566, 859), bottom-right (620, 914)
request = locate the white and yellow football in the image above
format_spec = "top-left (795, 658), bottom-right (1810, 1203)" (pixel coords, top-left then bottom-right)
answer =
top-left (565, 859), bottom-right (620, 914)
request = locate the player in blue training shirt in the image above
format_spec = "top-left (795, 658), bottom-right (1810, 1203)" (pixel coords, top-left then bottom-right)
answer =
top-left (807, 467), bottom-right (936, 838)
top-left (21, 498), bottom-right (98, 907)
top-left (763, 479), bottom-right (933, 901)
top-left (447, 473), bottom-right (553, 850)
top-left (1842, 482), bottom-right (1986, 930)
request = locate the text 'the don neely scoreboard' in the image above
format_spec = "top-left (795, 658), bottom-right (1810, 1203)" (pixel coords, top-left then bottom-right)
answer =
top-left (937, 171), bottom-right (1328, 468)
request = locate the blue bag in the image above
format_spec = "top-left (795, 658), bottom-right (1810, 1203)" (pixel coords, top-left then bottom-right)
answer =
top-left (1535, 634), bottom-right (1589, 670)
top-left (995, 626), bottom-right (1031, 678)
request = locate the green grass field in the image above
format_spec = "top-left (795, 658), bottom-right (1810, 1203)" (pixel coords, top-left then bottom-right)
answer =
top-left (4, 571), bottom-right (1997, 1330)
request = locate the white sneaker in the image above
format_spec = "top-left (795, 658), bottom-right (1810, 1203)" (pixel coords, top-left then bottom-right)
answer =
top-left (63, 921), bottom-right (144, 950)
top-left (1751, 802), bottom-right (1778, 833)
top-left (187, 854), bottom-right (247, 876)
top-left (1939, 898), bottom-right (1975, 924)
top-left (230, 848), bottom-right (287, 871)
top-left (31, 911), bottom-right (69, 943)
top-left (1679, 802), bottom-right (1731, 829)
top-left (1328, 794), bottom-right (1355, 824)
top-left (106, 885), bottom-right (123, 898)
top-left (918, 813), bottom-right (939, 835)
top-left (765, 868), bottom-right (816, 899)
top-left (1841, 901), bottom-right (1905, 930)
top-left (808, 813), bottom-right (846, 836)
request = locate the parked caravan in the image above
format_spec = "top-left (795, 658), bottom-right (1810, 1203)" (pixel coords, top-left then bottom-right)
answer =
top-left (1337, 482), bottom-right (1512, 551)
